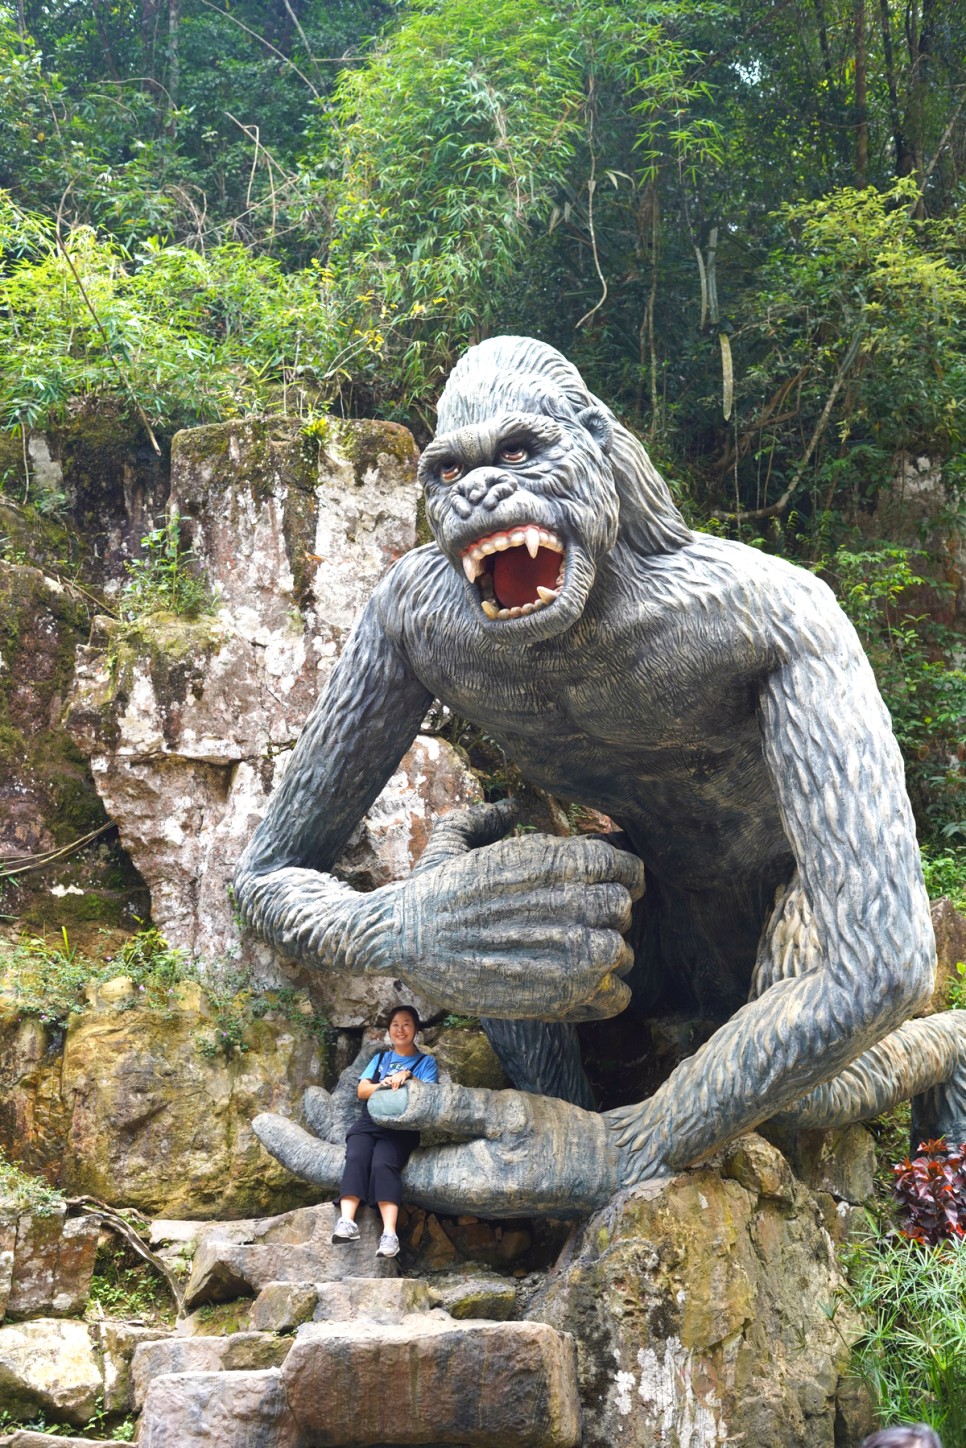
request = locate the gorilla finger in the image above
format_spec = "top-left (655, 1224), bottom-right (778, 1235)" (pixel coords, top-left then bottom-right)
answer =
top-left (367, 1079), bottom-right (529, 1141)
top-left (561, 971), bottom-right (632, 1022)
top-left (252, 1113), bottom-right (343, 1187)
top-left (403, 1139), bottom-right (513, 1215)
top-left (524, 837), bottom-right (646, 897)
top-left (414, 799), bottom-right (518, 874)
top-left (303, 1086), bottom-right (334, 1140)
top-left (571, 881), bottom-right (635, 933)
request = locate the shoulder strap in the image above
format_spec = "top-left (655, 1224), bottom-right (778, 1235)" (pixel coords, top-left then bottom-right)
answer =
top-left (372, 1049), bottom-right (390, 1082)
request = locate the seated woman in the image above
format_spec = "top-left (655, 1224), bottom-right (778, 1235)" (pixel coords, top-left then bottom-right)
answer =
top-left (331, 1004), bottom-right (438, 1258)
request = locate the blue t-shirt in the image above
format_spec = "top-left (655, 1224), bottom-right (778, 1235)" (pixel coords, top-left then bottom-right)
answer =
top-left (361, 1050), bottom-right (438, 1085)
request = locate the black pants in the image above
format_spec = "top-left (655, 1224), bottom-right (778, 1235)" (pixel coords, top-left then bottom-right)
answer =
top-left (339, 1119), bottom-right (420, 1208)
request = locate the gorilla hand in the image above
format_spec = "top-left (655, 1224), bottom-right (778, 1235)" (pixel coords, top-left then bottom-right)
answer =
top-left (253, 1079), bottom-right (619, 1219)
top-left (390, 801), bottom-right (645, 1022)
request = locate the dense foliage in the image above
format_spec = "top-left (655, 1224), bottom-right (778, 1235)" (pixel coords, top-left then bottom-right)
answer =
top-left (0, 0), bottom-right (963, 841)
top-left (848, 1227), bottom-right (966, 1443)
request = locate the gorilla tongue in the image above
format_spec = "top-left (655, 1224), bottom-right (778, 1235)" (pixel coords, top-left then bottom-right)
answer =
top-left (492, 546), bottom-right (561, 608)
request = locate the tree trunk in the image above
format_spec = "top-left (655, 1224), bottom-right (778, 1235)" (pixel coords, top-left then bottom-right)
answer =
top-left (879, 0), bottom-right (913, 175)
top-left (855, 0), bottom-right (868, 184)
top-left (167, 0), bottom-right (180, 129)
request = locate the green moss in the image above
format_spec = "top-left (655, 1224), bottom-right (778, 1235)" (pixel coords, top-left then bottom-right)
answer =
top-left (0, 719), bottom-right (27, 767)
top-left (189, 1300), bottom-right (253, 1335)
top-left (173, 417), bottom-right (314, 510)
top-left (317, 417), bottom-right (418, 489)
top-left (0, 431), bottom-right (25, 494)
top-left (415, 490), bottom-right (434, 547)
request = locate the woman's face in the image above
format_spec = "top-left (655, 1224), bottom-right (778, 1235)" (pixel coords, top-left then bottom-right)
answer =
top-left (388, 1010), bottom-right (418, 1053)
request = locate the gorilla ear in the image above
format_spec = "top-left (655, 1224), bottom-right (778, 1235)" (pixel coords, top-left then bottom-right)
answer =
top-left (576, 405), bottom-right (614, 454)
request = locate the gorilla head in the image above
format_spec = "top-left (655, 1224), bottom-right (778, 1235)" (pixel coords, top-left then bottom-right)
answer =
top-left (418, 336), bottom-right (692, 645)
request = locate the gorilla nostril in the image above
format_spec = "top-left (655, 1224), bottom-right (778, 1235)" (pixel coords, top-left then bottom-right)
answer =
top-left (469, 485), bottom-right (487, 504)
top-left (452, 496), bottom-right (473, 519)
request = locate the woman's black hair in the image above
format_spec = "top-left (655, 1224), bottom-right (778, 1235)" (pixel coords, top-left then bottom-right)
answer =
top-left (387, 1003), bottom-right (421, 1031)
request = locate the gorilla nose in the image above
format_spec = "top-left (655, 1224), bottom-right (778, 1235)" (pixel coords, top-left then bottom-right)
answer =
top-left (455, 469), bottom-right (517, 510)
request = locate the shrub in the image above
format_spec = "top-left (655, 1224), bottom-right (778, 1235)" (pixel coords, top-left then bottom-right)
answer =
top-left (121, 510), bottom-right (213, 621)
top-left (893, 1138), bottom-right (966, 1246)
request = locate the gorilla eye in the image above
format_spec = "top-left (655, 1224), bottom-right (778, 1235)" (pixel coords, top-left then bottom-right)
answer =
top-left (439, 460), bottom-right (463, 484)
top-left (498, 444), bottom-right (529, 465)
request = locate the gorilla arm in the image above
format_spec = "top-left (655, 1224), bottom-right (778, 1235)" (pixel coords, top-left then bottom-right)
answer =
top-left (234, 584), bottom-right (644, 1021)
top-left (608, 623), bottom-right (936, 1183)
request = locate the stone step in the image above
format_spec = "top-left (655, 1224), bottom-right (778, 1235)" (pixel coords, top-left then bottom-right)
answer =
top-left (183, 1203), bottom-right (394, 1308)
top-left (245, 1271), bottom-right (517, 1332)
top-left (0, 1436), bottom-right (117, 1447)
top-left (132, 1331), bottom-right (292, 1409)
top-left (137, 1317), bottom-right (581, 1448)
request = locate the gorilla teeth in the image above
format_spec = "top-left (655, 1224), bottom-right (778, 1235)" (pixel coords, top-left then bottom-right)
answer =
top-left (459, 526), bottom-right (566, 621)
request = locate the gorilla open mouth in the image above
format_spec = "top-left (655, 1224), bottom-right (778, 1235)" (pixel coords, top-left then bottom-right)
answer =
top-left (460, 527), bottom-right (565, 620)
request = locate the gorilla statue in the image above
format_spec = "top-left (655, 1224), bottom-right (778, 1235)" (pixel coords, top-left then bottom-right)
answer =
top-left (235, 335), bottom-right (966, 1217)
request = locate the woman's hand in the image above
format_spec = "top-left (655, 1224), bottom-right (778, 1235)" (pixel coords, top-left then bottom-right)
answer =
top-left (385, 1069), bottom-right (412, 1090)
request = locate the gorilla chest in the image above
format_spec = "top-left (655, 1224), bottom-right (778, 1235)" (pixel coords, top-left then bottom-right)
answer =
top-left (416, 620), bottom-right (763, 796)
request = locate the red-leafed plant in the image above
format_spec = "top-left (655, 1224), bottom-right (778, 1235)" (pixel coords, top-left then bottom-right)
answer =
top-left (893, 1138), bottom-right (966, 1246)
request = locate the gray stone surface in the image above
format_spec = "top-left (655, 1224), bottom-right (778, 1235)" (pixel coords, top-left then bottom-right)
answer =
top-left (89, 1320), bottom-right (170, 1414)
top-left (183, 1203), bottom-right (395, 1309)
top-left (280, 1316), bottom-right (581, 1447)
top-left (66, 415), bottom-right (481, 1026)
top-left (760, 1122), bottom-right (877, 1204)
top-left (249, 1276), bottom-right (434, 1331)
top-left (137, 1368), bottom-right (299, 1448)
top-left (132, 1332), bottom-right (291, 1409)
top-left (427, 1273), bottom-right (517, 1321)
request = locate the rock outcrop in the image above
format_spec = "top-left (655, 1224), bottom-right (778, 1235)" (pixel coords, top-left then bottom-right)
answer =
top-left (0, 986), bottom-right (326, 1218)
top-left (137, 1194), bottom-right (582, 1448)
top-left (527, 1133), bottom-right (871, 1448)
top-left (65, 415), bottom-right (482, 1025)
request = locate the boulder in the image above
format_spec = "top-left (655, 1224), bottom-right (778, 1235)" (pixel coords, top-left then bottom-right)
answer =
top-left (249, 1276), bottom-right (433, 1331)
top-left (759, 1122), bottom-right (876, 1205)
top-left (137, 1368), bottom-right (299, 1448)
top-left (427, 1024), bottom-right (509, 1091)
top-left (427, 1273), bottom-right (518, 1321)
top-left (89, 1319), bottom-right (170, 1414)
top-left (0, 1319), bottom-right (101, 1425)
top-left (280, 1317), bottom-right (581, 1447)
top-left (132, 1332), bottom-right (291, 1408)
top-left (527, 1134), bottom-right (868, 1448)
top-left (65, 416), bottom-right (483, 1026)
top-left (2, 1208), bottom-right (99, 1321)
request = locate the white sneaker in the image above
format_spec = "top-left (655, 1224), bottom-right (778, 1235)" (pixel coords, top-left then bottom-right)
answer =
top-left (376, 1231), bottom-right (400, 1258)
top-left (331, 1216), bottom-right (360, 1243)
